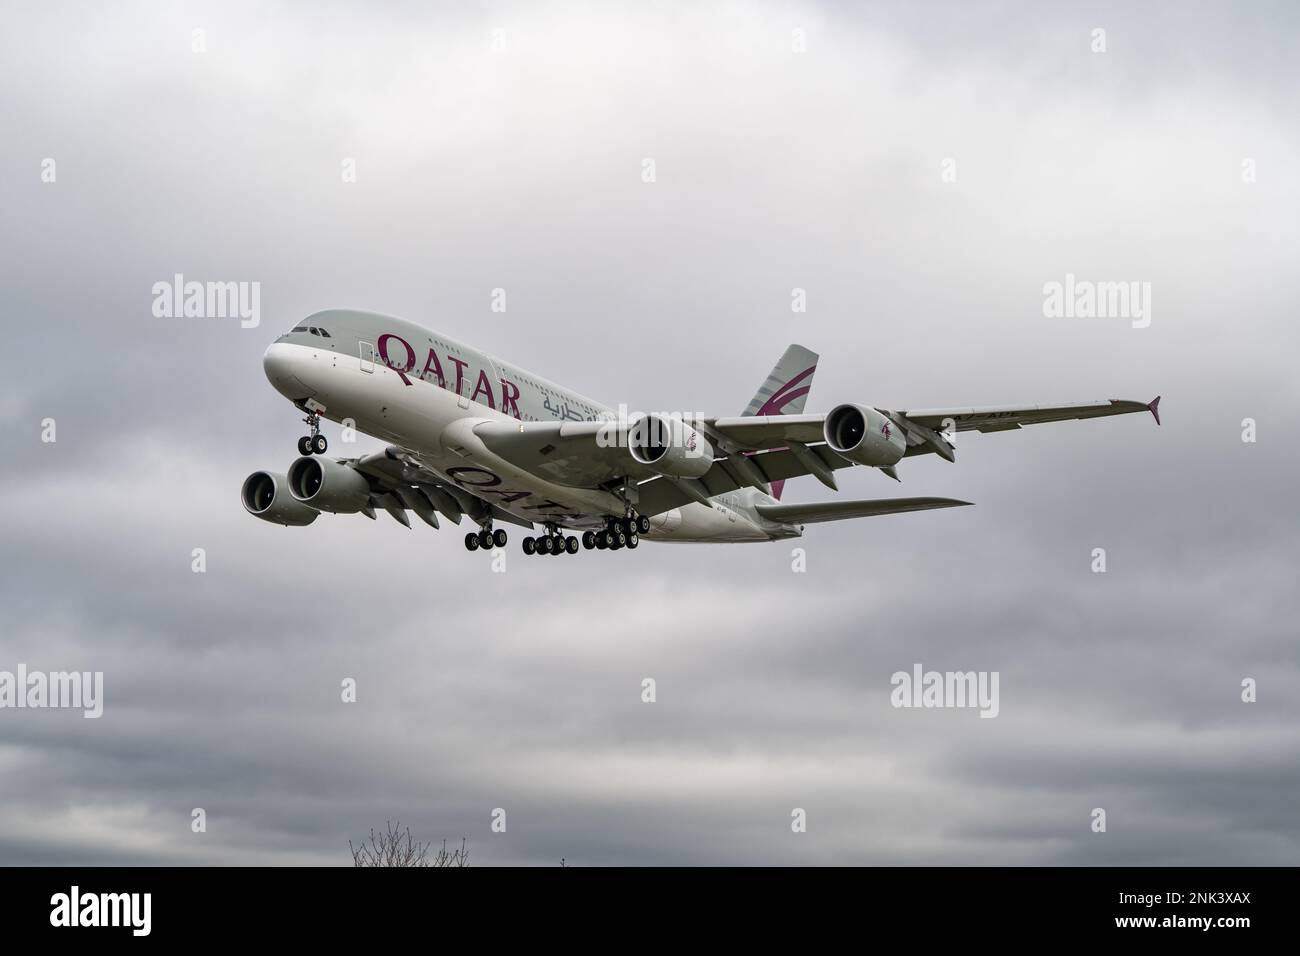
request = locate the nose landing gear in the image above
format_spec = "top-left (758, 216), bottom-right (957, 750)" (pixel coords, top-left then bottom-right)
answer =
top-left (297, 410), bottom-right (328, 455)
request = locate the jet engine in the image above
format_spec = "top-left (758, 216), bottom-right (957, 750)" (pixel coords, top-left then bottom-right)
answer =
top-left (823, 403), bottom-right (906, 467)
top-left (287, 456), bottom-right (372, 514)
top-left (241, 471), bottom-right (319, 526)
top-left (628, 414), bottom-right (715, 479)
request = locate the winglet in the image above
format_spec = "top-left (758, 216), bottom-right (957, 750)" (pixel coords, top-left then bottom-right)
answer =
top-left (1148, 395), bottom-right (1161, 426)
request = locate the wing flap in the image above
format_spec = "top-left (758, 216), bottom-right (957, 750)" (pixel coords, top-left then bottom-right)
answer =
top-left (351, 446), bottom-right (533, 529)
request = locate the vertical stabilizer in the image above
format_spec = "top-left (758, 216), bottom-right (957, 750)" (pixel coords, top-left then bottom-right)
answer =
top-left (741, 344), bottom-right (819, 499)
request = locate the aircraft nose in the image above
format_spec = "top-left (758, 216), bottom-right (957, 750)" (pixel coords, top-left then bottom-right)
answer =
top-left (263, 343), bottom-right (315, 399)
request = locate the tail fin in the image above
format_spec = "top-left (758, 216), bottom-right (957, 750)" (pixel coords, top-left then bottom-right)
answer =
top-left (742, 344), bottom-right (819, 500)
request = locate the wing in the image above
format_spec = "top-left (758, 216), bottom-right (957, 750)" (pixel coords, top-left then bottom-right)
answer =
top-left (468, 420), bottom-right (653, 488)
top-left (463, 395), bottom-right (1160, 518)
top-left (700, 398), bottom-right (1160, 452)
top-left (351, 447), bottom-right (536, 530)
top-left (755, 496), bottom-right (972, 524)
top-left (897, 396), bottom-right (1161, 433)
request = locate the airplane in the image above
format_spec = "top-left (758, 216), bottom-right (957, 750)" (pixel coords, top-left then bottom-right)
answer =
top-left (242, 309), bottom-right (1160, 555)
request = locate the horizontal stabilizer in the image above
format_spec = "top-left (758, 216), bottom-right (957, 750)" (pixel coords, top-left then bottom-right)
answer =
top-left (755, 496), bottom-right (972, 525)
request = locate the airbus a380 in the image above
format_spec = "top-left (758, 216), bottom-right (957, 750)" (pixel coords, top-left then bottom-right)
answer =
top-left (242, 309), bottom-right (1160, 556)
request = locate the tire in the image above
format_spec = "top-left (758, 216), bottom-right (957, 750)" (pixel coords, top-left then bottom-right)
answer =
top-left (297, 436), bottom-right (313, 456)
top-left (311, 434), bottom-right (328, 455)
top-left (536, 536), bottom-right (550, 554)
top-left (627, 532), bottom-right (639, 549)
top-left (477, 529), bottom-right (494, 549)
top-left (612, 530), bottom-right (626, 548)
top-left (581, 531), bottom-right (596, 550)
top-left (565, 536), bottom-right (579, 554)
top-left (464, 532), bottom-right (479, 551)
top-left (550, 537), bottom-right (563, 555)
top-left (636, 515), bottom-right (650, 534)
top-left (493, 528), bottom-right (508, 548)
top-left (595, 532), bottom-right (608, 550)
top-left (522, 537), bottom-right (536, 555)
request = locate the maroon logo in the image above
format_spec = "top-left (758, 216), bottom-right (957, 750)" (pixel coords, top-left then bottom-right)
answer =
top-left (445, 465), bottom-right (578, 521)
top-left (376, 332), bottom-right (522, 419)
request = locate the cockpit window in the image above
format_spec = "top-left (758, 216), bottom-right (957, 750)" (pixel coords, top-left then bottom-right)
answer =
top-left (292, 325), bottom-right (308, 332)
top-left (318, 328), bottom-right (331, 338)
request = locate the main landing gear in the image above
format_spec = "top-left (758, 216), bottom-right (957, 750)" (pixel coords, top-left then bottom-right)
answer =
top-left (542, 514), bottom-right (649, 555)
top-left (600, 513), bottom-right (649, 551)
top-left (469, 513), bottom-right (651, 557)
top-left (464, 526), bottom-right (508, 551)
top-left (522, 531), bottom-right (580, 556)
top-left (296, 410), bottom-right (328, 456)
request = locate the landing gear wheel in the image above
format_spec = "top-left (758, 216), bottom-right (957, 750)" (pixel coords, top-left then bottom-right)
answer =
top-left (522, 537), bottom-right (536, 555)
top-left (565, 536), bottom-right (579, 554)
top-left (611, 529), bottom-right (626, 548)
top-left (493, 528), bottom-right (508, 548)
top-left (536, 536), bottom-right (550, 555)
top-left (635, 515), bottom-right (650, 534)
top-left (550, 536), bottom-right (563, 556)
top-left (627, 531), bottom-right (639, 549)
top-left (311, 434), bottom-right (328, 455)
top-left (477, 529), bottom-right (494, 549)
top-left (297, 436), bottom-right (313, 456)
top-left (621, 517), bottom-right (635, 536)
top-left (595, 531), bottom-right (608, 550)
top-left (464, 532), bottom-right (479, 551)
top-left (581, 531), bottom-right (596, 550)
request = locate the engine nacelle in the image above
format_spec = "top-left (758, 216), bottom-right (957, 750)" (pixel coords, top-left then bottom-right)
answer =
top-left (242, 471), bottom-right (319, 526)
top-left (287, 456), bottom-right (372, 514)
top-left (628, 414), bottom-right (715, 479)
top-left (823, 403), bottom-right (905, 467)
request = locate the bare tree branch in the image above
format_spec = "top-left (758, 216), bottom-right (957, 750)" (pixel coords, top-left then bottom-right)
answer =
top-left (349, 821), bottom-right (469, 868)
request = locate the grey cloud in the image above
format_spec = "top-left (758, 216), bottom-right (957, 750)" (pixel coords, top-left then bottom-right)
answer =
top-left (0, 0), bottom-right (1296, 865)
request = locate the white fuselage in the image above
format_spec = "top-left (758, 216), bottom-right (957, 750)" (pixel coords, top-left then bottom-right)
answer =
top-left (261, 310), bottom-right (794, 543)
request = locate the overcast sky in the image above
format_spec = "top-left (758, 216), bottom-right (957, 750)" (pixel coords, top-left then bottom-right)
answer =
top-left (1, 0), bottom-right (1297, 865)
